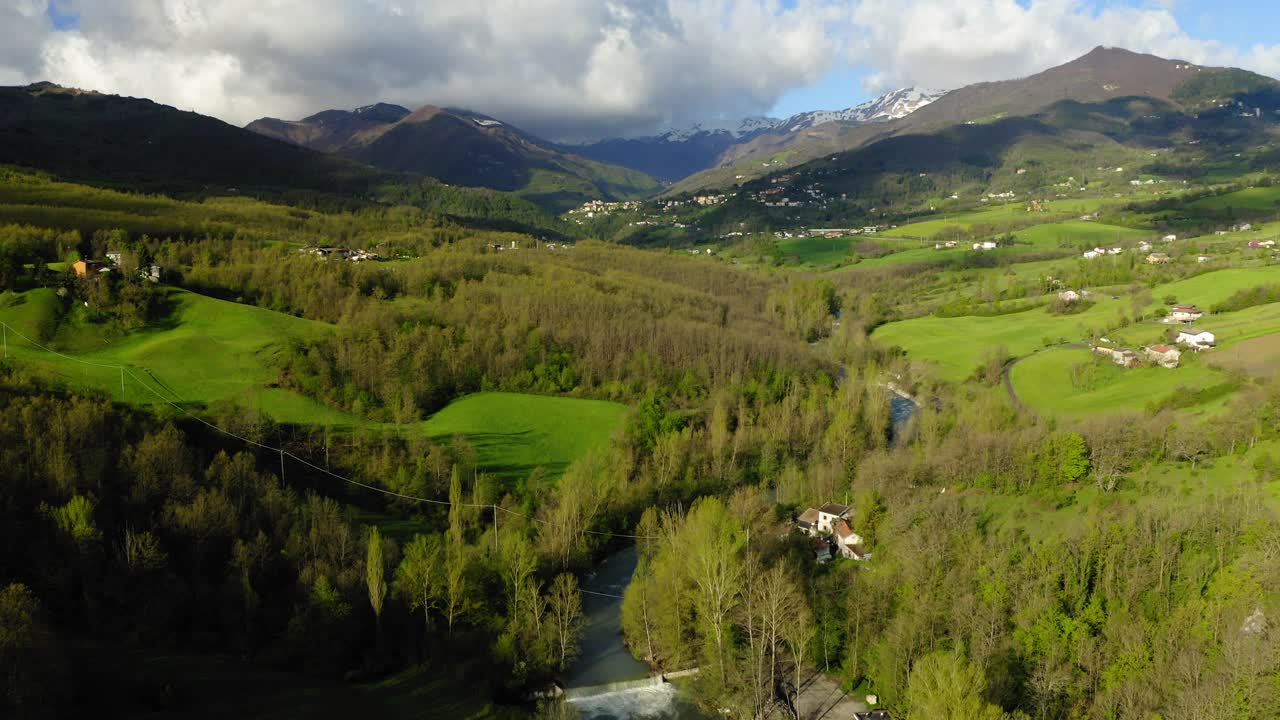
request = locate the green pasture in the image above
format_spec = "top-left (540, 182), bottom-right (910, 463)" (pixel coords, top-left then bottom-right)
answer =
top-left (1009, 347), bottom-right (1227, 418)
top-left (1147, 266), bottom-right (1280, 310)
top-left (417, 391), bottom-right (627, 482)
top-left (777, 235), bottom-right (858, 266)
top-left (880, 198), bottom-right (1125, 239)
top-left (0, 287), bottom-right (336, 423)
top-left (0, 287), bottom-right (625, 483)
top-left (871, 298), bottom-right (1121, 381)
top-left (1011, 221), bottom-right (1149, 249)
top-left (1189, 186), bottom-right (1280, 212)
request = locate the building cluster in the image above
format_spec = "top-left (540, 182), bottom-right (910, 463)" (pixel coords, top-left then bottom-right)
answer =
top-left (73, 251), bottom-right (162, 282)
top-left (299, 246), bottom-right (381, 262)
top-left (794, 503), bottom-right (870, 562)
top-left (1093, 343), bottom-right (1182, 369)
top-left (568, 199), bottom-right (642, 217)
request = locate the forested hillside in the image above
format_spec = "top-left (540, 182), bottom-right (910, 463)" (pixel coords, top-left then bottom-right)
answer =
top-left (6, 42), bottom-right (1280, 720)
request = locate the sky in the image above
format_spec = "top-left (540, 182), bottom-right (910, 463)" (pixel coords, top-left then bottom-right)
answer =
top-left (1, 0), bottom-right (1279, 142)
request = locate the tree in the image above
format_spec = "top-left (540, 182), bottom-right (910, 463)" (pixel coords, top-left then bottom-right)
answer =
top-left (684, 497), bottom-right (746, 684)
top-left (395, 533), bottom-right (443, 641)
top-left (0, 584), bottom-right (66, 720)
top-left (547, 573), bottom-right (583, 668)
top-left (907, 650), bottom-right (1004, 720)
top-left (500, 538), bottom-right (538, 626)
top-left (366, 526), bottom-right (388, 639)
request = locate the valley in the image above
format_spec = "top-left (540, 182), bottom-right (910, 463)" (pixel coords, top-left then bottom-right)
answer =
top-left (3, 39), bottom-right (1280, 720)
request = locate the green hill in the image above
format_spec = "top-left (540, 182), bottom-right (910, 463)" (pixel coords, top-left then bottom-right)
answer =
top-left (249, 104), bottom-right (663, 213)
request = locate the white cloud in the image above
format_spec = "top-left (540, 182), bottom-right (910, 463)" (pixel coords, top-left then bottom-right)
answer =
top-left (10, 0), bottom-right (842, 140)
top-left (2, 1), bottom-right (1279, 141)
top-left (846, 0), bottom-right (1278, 93)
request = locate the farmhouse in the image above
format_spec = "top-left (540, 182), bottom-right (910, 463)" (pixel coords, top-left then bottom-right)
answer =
top-left (1248, 240), bottom-right (1276, 249)
top-left (795, 507), bottom-right (821, 536)
top-left (833, 520), bottom-right (870, 561)
top-left (72, 260), bottom-right (106, 277)
top-left (1176, 328), bottom-right (1216, 349)
top-left (1057, 290), bottom-right (1080, 303)
top-left (1145, 344), bottom-right (1181, 369)
top-left (1137, 241), bottom-right (1152, 252)
top-left (1094, 346), bottom-right (1142, 368)
top-left (972, 241), bottom-right (998, 250)
top-left (1169, 304), bottom-right (1204, 323)
top-left (1146, 252), bottom-right (1171, 264)
top-left (105, 250), bottom-right (124, 265)
top-left (1163, 234), bottom-right (1178, 242)
top-left (816, 503), bottom-right (851, 534)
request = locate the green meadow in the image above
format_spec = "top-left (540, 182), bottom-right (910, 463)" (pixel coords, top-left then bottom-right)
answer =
top-left (777, 235), bottom-right (858, 266)
top-left (1188, 186), bottom-right (1280, 212)
top-left (0, 286), bottom-right (335, 422)
top-left (1011, 221), bottom-right (1149, 248)
top-left (879, 198), bottom-right (1126, 239)
top-left (417, 391), bottom-right (626, 482)
top-left (871, 298), bottom-right (1121, 382)
top-left (1010, 347), bottom-right (1228, 418)
top-left (0, 287), bottom-right (627, 482)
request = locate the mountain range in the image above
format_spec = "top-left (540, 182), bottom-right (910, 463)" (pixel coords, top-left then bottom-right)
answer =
top-left (1, 47), bottom-right (1277, 231)
top-left (248, 104), bottom-right (661, 213)
top-left (562, 88), bottom-right (947, 181)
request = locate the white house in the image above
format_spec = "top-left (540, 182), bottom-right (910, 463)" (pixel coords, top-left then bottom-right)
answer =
top-left (816, 503), bottom-right (852, 534)
top-left (1057, 290), bottom-right (1081, 303)
top-left (1163, 234), bottom-right (1178, 242)
top-left (833, 520), bottom-right (870, 561)
top-left (1169, 304), bottom-right (1204, 323)
top-left (973, 241), bottom-right (998, 251)
top-left (1107, 247), bottom-right (1123, 255)
top-left (1137, 241), bottom-right (1152, 252)
top-left (1083, 248), bottom-right (1104, 259)
top-left (1176, 328), bottom-right (1216, 349)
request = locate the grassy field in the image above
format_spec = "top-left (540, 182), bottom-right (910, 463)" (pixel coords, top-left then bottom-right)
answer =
top-left (1188, 186), bottom-right (1280, 212)
top-left (0, 287), bottom-right (339, 423)
top-left (417, 391), bottom-right (627, 482)
top-left (0, 288), bottom-right (627, 484)
top-left (1011, 221), bottom-right (1149, 248)
top-left (777, 235), bottom-right (858, 266)
top-left (871, 299), bottom-right (1122, 382)
top-left (1009, 346), bottom-right (1228, 418)
top-left (879, 198), bottom-right (1126, 239)
top-left (1146, 266), bottom-right (1280, 310)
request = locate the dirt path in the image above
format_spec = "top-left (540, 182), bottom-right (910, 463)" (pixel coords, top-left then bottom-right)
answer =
top-left (1002, 342), bottom-right (1086, 413)
top-left (793, 672), bottom-right (869, 720)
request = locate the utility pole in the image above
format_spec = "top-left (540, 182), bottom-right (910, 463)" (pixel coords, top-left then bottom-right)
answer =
top-left (279, 449), bottom-right (286, 482)
top-left (3, 322), bottom-right (7, 359)
top-left (492, 504), bottom-right (499, 554)
top-left (120, 367), bottom-right (125, 397)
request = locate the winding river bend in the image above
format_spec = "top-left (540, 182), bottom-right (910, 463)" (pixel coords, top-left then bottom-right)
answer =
top-left (564, 546), bottom-right (709, 720)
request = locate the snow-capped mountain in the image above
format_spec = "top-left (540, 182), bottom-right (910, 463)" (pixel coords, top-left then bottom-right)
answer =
top-left (779, 88), bottom-right (947, 132)
top-left (567, 87), bottom-right (946, 181)
top-left (653, 87), bottom-right (947, 141)
top-left (654, 116), bottom-right (781, 143)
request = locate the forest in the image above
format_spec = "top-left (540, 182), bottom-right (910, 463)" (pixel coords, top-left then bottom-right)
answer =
top-left (2, 161), bottom-right (1280, 720)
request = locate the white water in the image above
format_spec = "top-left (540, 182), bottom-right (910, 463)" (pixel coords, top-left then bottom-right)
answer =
top-left (568, 682), bottom-right (683, 720)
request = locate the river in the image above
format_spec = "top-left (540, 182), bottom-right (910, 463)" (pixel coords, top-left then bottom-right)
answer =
top-left (565, 396), bottom-right (915, 719)
top-left (564, 546), bottom-right (710, 720)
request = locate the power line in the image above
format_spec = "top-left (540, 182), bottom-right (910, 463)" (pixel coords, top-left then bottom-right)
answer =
top-left (0, 320), bottom-right (662, 540)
